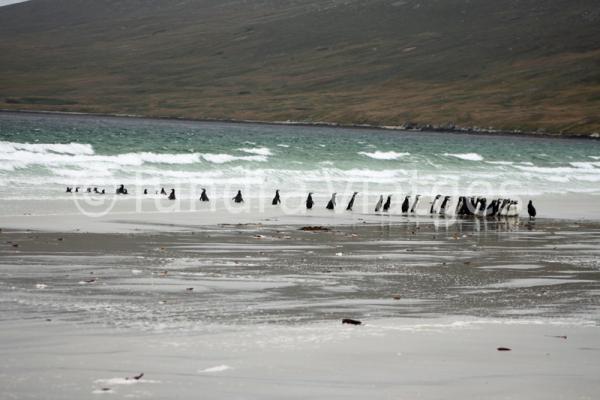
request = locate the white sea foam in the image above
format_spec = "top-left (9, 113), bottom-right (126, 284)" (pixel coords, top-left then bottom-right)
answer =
top-left (570, 162), bottom-right (600, 169)
top-left (0, 141), bottom-right (94, 155)
top-left (358, 151), bottom-right (409, 160)
top-left (201, 153), bottom-right (267, 163)
top-left (443, 152), bottom-right (484, 161)
top-left (198, 365), bottom-right (231, 373)
top-left (0, 148), bottom-right (201, 167)
top-left (238, 147), bottom-right (272, 156)
top-left (485, 161), bottom-right (514, 165)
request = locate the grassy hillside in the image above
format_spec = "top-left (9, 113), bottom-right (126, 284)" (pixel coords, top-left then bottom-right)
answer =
top-left (1, 0), bottom-right (599, 134)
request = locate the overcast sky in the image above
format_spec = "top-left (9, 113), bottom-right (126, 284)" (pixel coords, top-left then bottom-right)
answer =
top-left (0, 0), bottom-right (30, 7)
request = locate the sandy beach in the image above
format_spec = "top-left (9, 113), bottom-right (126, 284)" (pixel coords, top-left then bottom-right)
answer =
top-left (1, 219), bottom-right (599, 399)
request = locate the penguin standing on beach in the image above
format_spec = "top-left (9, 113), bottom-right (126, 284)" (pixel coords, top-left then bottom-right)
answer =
top-left (168, 189), bottom-right (176, 200)
top-left (346, 192), bottom-right (358, 211)
top-left (233, 190), bottom-right (244, 203)
top-left (528, 200), bottom-right (537, 219)
top-left (430, 194), bottom-right (441, 214)
top-left (66, 187), bottom-right (72, 193)
top-left (143, 189), bottom-right (148, 195)
top-left (383, 195), bottom-right (392, 212)
top-left (401, 195), bottom-right (411, 213)
top-left (200, 188), bottom-right (209, 202)
top-left (306, 192), bottom-right (314, 209)
top-left (326, 193), bottom-right (336, 210)
top-left (160, 188), bottom-right (167, 195)
top-left (410, 195), bottom-right (421, 213)
top-left (374, 195), bottom-right (384, 212)
top-left (439, 196), bottom-right (451, 215)
top-left (272, 190), bottom-right (281, 205)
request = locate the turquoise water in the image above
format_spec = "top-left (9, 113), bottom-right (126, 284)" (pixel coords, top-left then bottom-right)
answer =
top-left (1, 112), bottom-right (600, 200)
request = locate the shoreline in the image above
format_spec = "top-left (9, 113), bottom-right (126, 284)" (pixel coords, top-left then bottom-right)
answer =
top-left (2, 108), bottom-right (599, 141)
top-left (2, 207), bottom-right (599, 398)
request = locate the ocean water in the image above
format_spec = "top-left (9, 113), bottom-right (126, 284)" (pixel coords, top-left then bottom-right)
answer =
top-left (1, 112), bottom-right (600, 203)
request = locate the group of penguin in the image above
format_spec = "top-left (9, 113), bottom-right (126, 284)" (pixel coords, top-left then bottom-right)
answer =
top-left (66, 186), bottom-right (537, 219)
top-left (313, 192), bottom-right (535, 218)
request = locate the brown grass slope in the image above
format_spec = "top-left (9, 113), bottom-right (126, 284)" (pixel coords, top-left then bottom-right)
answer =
top-left (1, 0), bottom-right (599, 134)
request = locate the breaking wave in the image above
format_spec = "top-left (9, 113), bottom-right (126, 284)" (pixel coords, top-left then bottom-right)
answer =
top-left (444, 152), bottom-right (484, 161)
top-left (358, 151), bottom-right (410, 160)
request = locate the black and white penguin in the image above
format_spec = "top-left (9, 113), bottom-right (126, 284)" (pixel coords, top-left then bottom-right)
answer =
top-left (272, 190), bottom-right (281, 205)
top-left (75, 187), bottom-right (80, 193)
top-left (401, 195), bottom-right (411, 213)
top-left (66, 187), bottom-right (72, 193)
top-left (233, 190), bottom-right (244, 203)
top-left (477, 198), bottom-right (487, 217)
top-left (374, 195), bottom-right (384, 212)
top-left (497, 199), bottom-right (510, 216)
top-left (168, 189), bottom-right (176, 200)
top-left (93, 187), bottom-right (99, 193)
top-left (306, 192), bottom-right (314, 209)
top-left (143, 189), bottom-right (148, 195)
top-left (101, 189), bottom-right (105, 194)
top-left (430, 194), bottom-right (441, 214)
top-left (383, 195), bottom-right (392, 212)
top-left (528, 200), bottom-right (536, 219)
top-left (116, 184), bottom-right (127, 195)
top-left (326, 193), bottom-right (337, 210)
top-left (346, 192), bottom-right (358, 211)
top-left (455, 196), bottom-right (465, 216)
top-left (439, 196), bottom-right (450, 215)
top-left (87, 187), bottom-right (92, 193)
top-left (160, 187), bottom-right (167, 195)
top-left (410, 195), bottom-right (421, 213)
top-left (200, 188), bottom-right (209, 202)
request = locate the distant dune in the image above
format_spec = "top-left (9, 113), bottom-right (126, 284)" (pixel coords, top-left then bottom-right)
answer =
top-left (1, 0), bottom-right (599, 135)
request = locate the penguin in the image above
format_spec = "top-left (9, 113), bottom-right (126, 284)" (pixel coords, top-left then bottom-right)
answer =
top-left (401, 195), bottom-right (411, 213)
top-left (410, 195), bottom-right (421, 213)
top-left (527, 200), bottom-right (536, 219)
top-left (160, 187), bottom-right (167, 195)
top-left (439, 196), bottom-right (451, 215)
top-left (383, 195), bottom-right (392, 212)
top-left (116, 184), bottom-right (127, 195)
top-left (374, 195), bottom-right (384, 212)
top-left (455, 196), bottom-right (464, 216)
top-left (87, 187), bottom-right (92, 193)
top-left (143, 189), bottom-right (148, 195)
top-left (326, 193), bottom-right (336, 210)
top-left (101, 189), bottom-right (105, 194)
top-left (486, 199), bottom-right (498, 217)
top-left (430, 194), bottom-right (441, 214)
top-left (346, 192), bottom-right (358, 211)
top-left (498, 199), bottom-right (510, 216)
top-left (476, 198), bottom-right (487, 217)
top-left (272, 190), bottom-right (281, 205)
top-left (233, 190), bottom-right (244, 203)
top-left (200, 188), bottom-right (209, 202)
top-left (507, 200), bottom-right (519, 217)
top-left (491, 198), bottom-right (502, 216)
top-left (75, 187), bottom-right (80, 193)
top-left (306, 192), bottom-right (314, 210)
top-left (168, 189), bottom-right (176, 200)
top-left (93, 187), bottom-right (99, 194)
top-left (66, 187), bottom-right (72, 193)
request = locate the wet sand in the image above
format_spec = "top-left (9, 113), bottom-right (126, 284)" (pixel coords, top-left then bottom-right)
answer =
top-left (1, 220), bottom-right (600, 398)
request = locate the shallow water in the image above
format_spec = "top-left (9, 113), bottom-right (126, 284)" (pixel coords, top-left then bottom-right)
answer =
top-left (2, 222), bottom-right (599, 329)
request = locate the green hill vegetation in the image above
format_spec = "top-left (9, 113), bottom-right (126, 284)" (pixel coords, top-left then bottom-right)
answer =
top-left (1, 0), bottom-right (599, 135)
